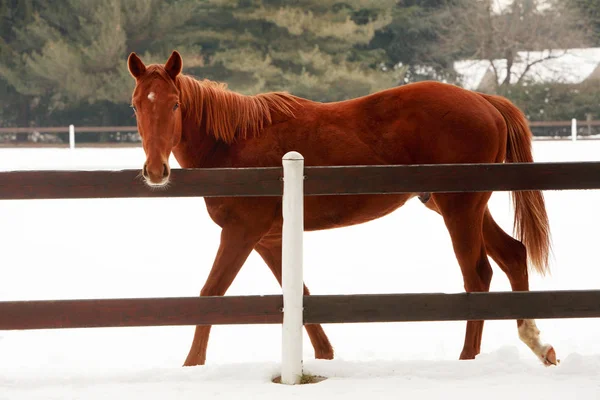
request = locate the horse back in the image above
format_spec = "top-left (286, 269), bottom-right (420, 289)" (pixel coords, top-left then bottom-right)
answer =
top-left (249, 81), bottom-right (508, 169)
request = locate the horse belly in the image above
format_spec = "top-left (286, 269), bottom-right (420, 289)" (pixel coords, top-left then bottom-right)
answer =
top-left (303, 193), bottom-right (412, 231)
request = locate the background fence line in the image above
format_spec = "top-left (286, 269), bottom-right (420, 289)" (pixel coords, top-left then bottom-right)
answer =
top-left (1, 119), bottom-right (600, 148)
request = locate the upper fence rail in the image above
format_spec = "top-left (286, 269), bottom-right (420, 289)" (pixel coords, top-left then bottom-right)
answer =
top-left (2, 161), bottom-right (600, 200)
top-left (2, 290), bottom-right (600, 330)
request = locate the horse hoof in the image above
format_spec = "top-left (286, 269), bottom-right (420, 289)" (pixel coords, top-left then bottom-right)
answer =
top-left (540, 345), bottom-right (559, 366)
top-left (183, 355), bottom-right (206, 367)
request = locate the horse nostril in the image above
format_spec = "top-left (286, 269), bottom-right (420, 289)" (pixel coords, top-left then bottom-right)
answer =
top-left (143, 163), bottom-right (148, 178)
top-left (162, 163), bottom-right (169, 178)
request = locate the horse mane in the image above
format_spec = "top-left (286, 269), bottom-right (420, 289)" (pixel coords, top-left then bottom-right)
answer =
top-left (175, 74), bottom-right (299, 143)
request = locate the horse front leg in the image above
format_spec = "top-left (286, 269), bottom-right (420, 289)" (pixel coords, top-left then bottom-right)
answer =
top-left (255, 235), bottom-right (334, 360)
top-left (183, 224), bottom-right (269, 367)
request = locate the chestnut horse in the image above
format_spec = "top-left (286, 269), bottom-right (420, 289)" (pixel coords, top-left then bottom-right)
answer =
top-left (127, 50), bottom-right (557, 367)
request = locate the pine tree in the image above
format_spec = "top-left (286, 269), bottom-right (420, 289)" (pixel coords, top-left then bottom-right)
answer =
top-left (183, 0), bottom-right (404, 101)
top-left (2, 0), bottom-right (202, 104)
top-left (369, 0), bottom-right (461, 83)
top-left (0, 0), bottom-right (203, 126)
top-left (1, 0), bottom-right (404, 127)
top-left (0, 0), bottom-right (46, 127)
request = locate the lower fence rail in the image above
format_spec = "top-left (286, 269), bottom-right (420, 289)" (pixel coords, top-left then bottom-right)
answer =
top-left (0, 295), bottom-right (283, 330)
top-left (1, 290), bottom-right (599, 331)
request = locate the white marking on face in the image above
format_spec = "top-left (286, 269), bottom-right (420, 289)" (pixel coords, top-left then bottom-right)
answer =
top-left (148, 92), bottom-right (156, 102)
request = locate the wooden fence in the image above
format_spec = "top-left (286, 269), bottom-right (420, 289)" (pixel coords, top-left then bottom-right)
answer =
top-left (3, 290), bottom-right (600, 331)
top-left (2, 157), bottom-right (600, 383)
top-left (1, 119), bottom-right (600, 147)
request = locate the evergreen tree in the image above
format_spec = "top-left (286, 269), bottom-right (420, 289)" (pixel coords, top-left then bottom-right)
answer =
top-left (0, 0), bottom-right (44, 126)
top-left (1, 0), bottom-right (404, 127)
top-left (184, 0), bottom-right (404, 101)
top-left (369, 0), bottom-right (461, 83)
top-left (2, 0), bottom-right (202, 107)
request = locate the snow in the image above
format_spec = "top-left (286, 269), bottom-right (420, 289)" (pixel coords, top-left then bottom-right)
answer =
top-left (454, 47), bottom-right (600, 90)
top-left (1, 141), bottom-right (600, 398)
top-left (454, 59), bottom-right (493, 91)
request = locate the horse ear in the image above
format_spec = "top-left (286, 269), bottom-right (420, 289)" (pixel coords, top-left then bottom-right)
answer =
top-left (165, 50), bottom-right (183, 80)
top-left (128, 52), bottom-right (146, 79)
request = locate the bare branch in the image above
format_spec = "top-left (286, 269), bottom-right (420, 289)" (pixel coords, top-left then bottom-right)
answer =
top-left (441, 0), bottom-right (590, 89)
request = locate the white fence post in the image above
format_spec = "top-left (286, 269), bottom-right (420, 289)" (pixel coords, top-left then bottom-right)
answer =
top-left (571, 118), bottom-right (577, 142)
top-left (281, 151), bottom-right (304, 385)
top-left (69, 124), bottom-right (75, 149)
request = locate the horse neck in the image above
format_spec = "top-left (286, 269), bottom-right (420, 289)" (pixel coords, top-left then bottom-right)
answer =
top-left (172, 76), bottom-right (302, 167)
top-left (172, 117), bottom-right (226, 169)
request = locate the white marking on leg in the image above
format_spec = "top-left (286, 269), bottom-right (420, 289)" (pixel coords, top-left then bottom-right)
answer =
top-left (518, 319), bottom-right (557, 366)
top-left (148, 92), bottom-right (156, 102)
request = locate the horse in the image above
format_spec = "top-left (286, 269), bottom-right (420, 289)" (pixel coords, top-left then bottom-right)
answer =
top-left (127, 50), bottom-right (557, 367)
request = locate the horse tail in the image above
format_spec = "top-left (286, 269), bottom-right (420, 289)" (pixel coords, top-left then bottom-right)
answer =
top-left (480, 93), bottom-right (552, 276)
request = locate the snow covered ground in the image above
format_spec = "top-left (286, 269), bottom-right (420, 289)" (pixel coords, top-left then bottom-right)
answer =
top-left (0, 141), bottom-right (599, 399)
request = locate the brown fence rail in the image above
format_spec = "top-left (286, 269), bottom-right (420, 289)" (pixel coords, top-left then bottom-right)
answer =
top-left (0, 296), bottom-right (283, 330)
top-left (1, 161), bottom-right (600, 332)
top-left (2, 290), bottom-right (600, 331)
top-left (3, 161), bottom-right (600, 200)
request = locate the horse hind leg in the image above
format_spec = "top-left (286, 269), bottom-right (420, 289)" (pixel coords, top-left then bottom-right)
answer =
top-left (432, 192), bottom-right (494, 360)
top-left (482, 209), bottom-right (558, 366)
top-left (255, 236), bottom-right (334, 360)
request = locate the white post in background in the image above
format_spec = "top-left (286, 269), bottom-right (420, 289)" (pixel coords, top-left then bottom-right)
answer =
top-left (69, 124), bottom-right (75, 150)
top-left (571, 118), bottom-right (577, 142)
top-left (281, 151), bottom-right (304, 385)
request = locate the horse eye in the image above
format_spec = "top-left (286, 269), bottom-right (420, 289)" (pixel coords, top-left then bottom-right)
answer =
top-left (173, 103), bottom-right (179, 111)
